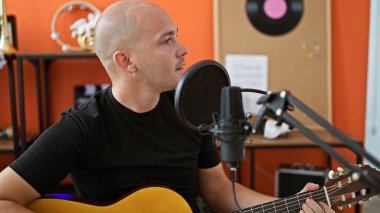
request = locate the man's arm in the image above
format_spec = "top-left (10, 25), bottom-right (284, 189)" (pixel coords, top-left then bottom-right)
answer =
top-left (198, 163), bottom-right (335, 213)
top-left (0, 167), bottom-right (40, 212)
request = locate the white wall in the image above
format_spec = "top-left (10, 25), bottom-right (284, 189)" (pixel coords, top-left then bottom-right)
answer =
top-left (364, 0), bottom-right (380, 212)
top-left (365, 0), bottom-right (380, 169)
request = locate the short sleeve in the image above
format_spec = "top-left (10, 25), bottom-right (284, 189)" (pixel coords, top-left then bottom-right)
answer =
top-left (197, 135), bottom-right (220, 168)
top-left (9, 114), bottom-right (87, 195)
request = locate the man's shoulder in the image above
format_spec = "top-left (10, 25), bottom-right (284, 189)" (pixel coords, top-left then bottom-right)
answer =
top-left (64, 88), bottom-right (109, 119)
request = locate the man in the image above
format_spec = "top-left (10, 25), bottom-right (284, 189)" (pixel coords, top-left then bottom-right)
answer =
top-left (0, 1), bottom-right (334, 212)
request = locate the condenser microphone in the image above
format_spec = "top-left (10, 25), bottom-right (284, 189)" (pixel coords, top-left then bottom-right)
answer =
top-left (174, 60), bottom-right (251, 168)
top-left (215, 86), bottom-right (249, 168)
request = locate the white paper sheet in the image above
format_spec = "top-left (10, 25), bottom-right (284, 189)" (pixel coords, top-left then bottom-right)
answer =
top-left (225, 54), bottom-right (269, 114)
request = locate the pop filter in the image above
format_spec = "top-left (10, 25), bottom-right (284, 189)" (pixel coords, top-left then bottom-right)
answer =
top-left (175, 60), bottom-right (230, 131)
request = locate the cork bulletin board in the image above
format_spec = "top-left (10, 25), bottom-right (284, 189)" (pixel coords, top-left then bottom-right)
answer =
top-left (214, 0), bottom-right (332, 127)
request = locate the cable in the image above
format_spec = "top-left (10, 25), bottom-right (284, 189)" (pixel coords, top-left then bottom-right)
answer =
top-left (230, 167), bottom-right (243, 212)
top-left (241, 88), bottom-right (268, 95)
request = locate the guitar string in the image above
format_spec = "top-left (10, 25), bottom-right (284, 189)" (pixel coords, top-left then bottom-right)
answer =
top-left (251, 184), bottom-right (342, 211)
top-left (241, 181), bottom-right (354, 212)
top-left (251, 188), bottom-right (351, 213)
top-left (254, 185), bottom-right (349, 212)
top-left (241, 194), bottom-right (350, 213)
top-left (259, 199), bottom-right (341, 213)
top-left (240, 178), bottom-right (360, 213)
top-left (240, 197), bottom-right (343, 213)
top-left (241, 196), bottom-right (343, 213)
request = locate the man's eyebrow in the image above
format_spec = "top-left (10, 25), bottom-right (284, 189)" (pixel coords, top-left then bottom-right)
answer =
top-left (160, 28), bottom-right (179, 38)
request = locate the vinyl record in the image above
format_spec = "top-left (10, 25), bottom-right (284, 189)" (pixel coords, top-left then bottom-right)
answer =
top-left (246, 0), bottom-right (303, 36)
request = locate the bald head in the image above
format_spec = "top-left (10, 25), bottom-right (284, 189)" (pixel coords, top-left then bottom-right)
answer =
top-left (94, 0), bottom-right (162, 73)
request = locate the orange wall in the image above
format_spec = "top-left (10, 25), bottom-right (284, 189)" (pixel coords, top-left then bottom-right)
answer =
top-left (0, 0), bottom-right (370, 207)
top-left (332, 0), bottom-right (369, 138)
top-left (1, 0), bottom-right (214, 134)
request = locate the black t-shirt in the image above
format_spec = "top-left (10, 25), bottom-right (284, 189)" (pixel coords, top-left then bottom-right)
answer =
top-left (10, 87), bottom-right (220, 212)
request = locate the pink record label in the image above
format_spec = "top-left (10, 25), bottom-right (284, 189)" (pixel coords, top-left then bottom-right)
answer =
top-left (263, 0), bottom-right (287, 19)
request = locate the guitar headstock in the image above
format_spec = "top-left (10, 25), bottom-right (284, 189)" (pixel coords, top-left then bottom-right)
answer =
top-left (325, 164), bottom-right (379, 210)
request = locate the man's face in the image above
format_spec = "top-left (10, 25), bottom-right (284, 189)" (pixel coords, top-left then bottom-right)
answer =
top-left (130, 7), bottom-right (188, 93)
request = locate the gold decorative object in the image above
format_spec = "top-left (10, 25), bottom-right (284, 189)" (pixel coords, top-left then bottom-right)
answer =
top-left (50, 1), bottom-right (101, 52)
top-left (0, 0), bottom-right (16, 53)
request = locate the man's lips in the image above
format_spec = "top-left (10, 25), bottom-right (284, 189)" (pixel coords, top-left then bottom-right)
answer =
top-left (175, 63), bottom-right (185, 71)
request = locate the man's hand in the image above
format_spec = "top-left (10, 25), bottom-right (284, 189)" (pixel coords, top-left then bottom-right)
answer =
top-left (299, 183), bottom-right (335, 213)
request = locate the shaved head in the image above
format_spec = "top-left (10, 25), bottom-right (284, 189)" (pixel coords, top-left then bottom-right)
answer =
top-left (94, 0), bottom-right (161, 73)
top-left (94, 0), bottom-right (187, 95)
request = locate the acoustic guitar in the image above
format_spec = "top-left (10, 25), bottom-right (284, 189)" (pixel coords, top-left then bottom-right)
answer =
top-left (27, 165), bottom-right (379, 213)
top-left (27, 186), bottom-right (192, 213)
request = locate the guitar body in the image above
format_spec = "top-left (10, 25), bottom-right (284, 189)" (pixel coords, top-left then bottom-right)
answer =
top-left (27, 186), bottom-right (192, 213)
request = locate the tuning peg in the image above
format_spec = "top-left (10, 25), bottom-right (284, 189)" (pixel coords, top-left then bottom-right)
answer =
top-left (335, 171), bottom-right (346, 204)
top-left (347, 176), bottom-right (352, 183)
top-left (352, 172), bottom-right (360, 181)
top-left (328, 169), bottom-right (341, 179)
top-left (337, 167), bottom-right (344, 175)
top-left (346, 176), bottom-right (357, 201)
top-left (361, 188), bottom-right (366, 195)
top-left (328, 170), bottom-right (335, 179)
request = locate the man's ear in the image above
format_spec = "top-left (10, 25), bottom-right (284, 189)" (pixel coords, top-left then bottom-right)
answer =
top-left (113, 50), bottom-right (136, 72)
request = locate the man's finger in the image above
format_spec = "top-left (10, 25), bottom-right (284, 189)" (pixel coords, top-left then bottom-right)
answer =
top-left (299, 182), bottom-right (319, 194)
top-left (319, 202), bottom-right (335, 213)
top-left (304, 198), bottom-right (323, 212)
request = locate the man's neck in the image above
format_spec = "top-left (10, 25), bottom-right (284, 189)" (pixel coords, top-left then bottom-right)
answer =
top-left (111, 84), bottom-right (161, 113)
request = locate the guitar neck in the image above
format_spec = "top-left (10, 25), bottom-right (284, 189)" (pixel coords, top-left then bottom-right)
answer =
top-left (238, 188), bottom-right (328, 213)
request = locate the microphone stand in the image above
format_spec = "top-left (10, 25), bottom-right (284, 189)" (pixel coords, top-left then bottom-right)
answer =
top-left (251, 90), bottom-right (380, 193)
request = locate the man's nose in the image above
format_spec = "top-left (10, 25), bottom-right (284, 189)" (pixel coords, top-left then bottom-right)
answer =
top-left (176, 43), bottom-right (189, 57)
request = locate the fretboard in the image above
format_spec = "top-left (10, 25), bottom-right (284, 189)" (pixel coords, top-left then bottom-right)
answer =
top-left (236, 188), bottom-right (328, 213)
